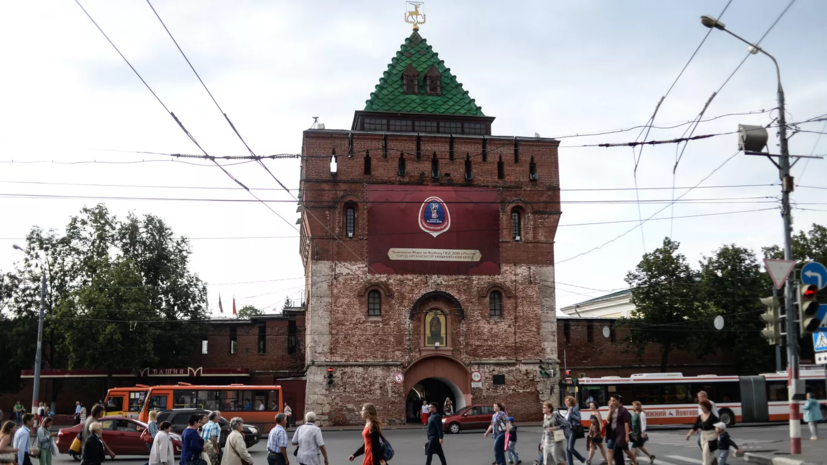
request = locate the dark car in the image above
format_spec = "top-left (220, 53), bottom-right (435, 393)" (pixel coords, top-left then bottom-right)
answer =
top-left (56, 416), bottom-right (183, 460)
top-left (156, 409), bottom-right (261, 449)
top-left (441, 405), bottom-right (497, 434)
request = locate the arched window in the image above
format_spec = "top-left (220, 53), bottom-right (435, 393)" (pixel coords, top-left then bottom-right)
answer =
top-left (346, 206), bottom-right (356, 238)
top-left (511, 210), bottom-right (522, 242)
top-left (489, 291), bottom-right (503, 318)
top-left (367, 290), bottom-right (381, 317)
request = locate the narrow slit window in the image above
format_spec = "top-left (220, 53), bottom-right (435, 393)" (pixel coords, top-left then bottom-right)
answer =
top-left (497, 156), bottom-right (504, 179)
top-left (364, 150), bottom-right (372, 175)
top-left (258, 324), bottom-right (266, 354)
top-left (346, 206), bottom-right (356, 238)
top-left (431, 152), bottom-right (439, 178)
top-left (465, 154), bottom-right (473, 180)
top-left (229, 327), bottom-right (237, 354)
top-left (398, 153), bottom-right (407, 176)
top-left (512, 210), bottom-right (522, 241)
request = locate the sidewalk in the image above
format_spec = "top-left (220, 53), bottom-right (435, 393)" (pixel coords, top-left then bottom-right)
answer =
top-left (744, 439), bottom-right (827, 465)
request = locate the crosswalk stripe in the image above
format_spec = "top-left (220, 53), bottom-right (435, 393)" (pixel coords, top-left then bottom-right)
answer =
top-left (666, 455), bottom-right (704, 465)
top-left (654, 460), bottom-right (685, 465)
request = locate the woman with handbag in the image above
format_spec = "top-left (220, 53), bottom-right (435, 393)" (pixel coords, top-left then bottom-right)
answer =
top-left (220, 418), bottom-right (253, 465)
top-left (630, 402), bottom-right (654, 464)
top-left (150, 422), bottom-right (174, 465)
top-left (483, 403), bottom-right (509, 465)
top-left (586, 402), bottom-right (608, 465)
top-left (348, 404), bottom-right (387, 465)
top-left (564, 396), bottom-right (587, 465)
top-left (540, 401), bottom-right (566, 465)
top-left (36, 418), bottom-right (57, 465)
top-left (0, 421), bottom-right (19, 465)
top-left (82, 422), bottom-right (106, 465)
top-left (685, 400), bottom-right (719, 465)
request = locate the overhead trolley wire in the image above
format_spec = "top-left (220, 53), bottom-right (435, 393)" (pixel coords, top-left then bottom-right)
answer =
top-left (73, 0), bottom-right (298, 232)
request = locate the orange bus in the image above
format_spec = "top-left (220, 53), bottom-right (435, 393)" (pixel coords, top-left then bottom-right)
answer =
top-left (106, 384), bottom-right (283, 426)
top-left (104, 386), bottom-right (151, 419)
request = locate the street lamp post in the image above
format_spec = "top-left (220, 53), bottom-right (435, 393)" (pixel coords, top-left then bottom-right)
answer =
top-left (13, 244), bottom-right (48, 420)
top-left (701, 15), bottom-right (800, 455)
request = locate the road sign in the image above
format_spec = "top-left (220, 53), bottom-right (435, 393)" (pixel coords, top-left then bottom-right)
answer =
top-left (394, 373), bottom-right (404, 384)
top-left (764, 259), bottom-right (796, 289)
top-left (802, 262), bottom-right (827, 290)
top-left (471, 371), bottom-right (482, 382)
top-left (817, 353), bottom-right (827, 365)
top-left (813, 332), bottom-right (827, 352)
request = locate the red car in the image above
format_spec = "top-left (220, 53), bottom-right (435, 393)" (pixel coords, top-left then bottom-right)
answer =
top-left (57, 417), bottom-right (182, 460)
top-left (441, 405), bottom-right (498, 434)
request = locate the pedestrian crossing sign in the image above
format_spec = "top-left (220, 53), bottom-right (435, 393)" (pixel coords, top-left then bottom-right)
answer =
top-left (813, 332), bottom-right (827, 352)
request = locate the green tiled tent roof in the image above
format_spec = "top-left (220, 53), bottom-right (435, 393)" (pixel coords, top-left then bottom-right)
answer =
top-left (364, 31), bottom-right (485, 116)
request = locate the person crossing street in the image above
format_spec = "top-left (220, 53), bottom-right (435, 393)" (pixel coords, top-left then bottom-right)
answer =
top-left (425, 403), bottom-right (446, 465)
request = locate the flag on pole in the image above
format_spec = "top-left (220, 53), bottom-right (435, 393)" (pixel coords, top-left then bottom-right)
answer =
top-left (233, 296), bottom-right (237, 317)
top-left (218, 294), bottom-right (224, 314)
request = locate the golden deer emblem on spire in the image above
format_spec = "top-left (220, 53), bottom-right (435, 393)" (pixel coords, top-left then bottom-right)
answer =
top-left (404, 1), bottom-right (426, 31)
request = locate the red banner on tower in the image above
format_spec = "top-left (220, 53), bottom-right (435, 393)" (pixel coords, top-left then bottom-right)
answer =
top-left (367, 186), bottom-right (500, 275)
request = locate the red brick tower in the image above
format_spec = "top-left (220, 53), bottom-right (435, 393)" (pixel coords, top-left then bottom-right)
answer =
top-left (298, 29), bottom-right (561, 425)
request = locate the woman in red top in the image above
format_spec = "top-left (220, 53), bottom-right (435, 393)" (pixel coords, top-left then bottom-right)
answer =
top-left (349, 403), bottom-right (386, 465)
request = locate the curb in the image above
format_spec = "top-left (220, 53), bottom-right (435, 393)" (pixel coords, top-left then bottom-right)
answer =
top-left (745, 452), bottom-right (822, 465)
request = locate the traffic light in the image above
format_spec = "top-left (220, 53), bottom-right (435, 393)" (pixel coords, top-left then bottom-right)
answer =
top-left (759, 296), bottom-right (781, 345)
top-left (326, 367), bottom-right (334, 388)
top-left (799, 283), bottom-right (820, 336)
top-left (565, 370), bottom-right (571, 377)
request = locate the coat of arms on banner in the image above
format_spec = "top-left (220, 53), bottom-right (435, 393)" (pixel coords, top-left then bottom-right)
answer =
top-left (418, 196), bottom-right (450, 237)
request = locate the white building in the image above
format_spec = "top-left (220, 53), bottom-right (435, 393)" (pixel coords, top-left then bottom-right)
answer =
top-left (560, 289), bottom-right (634, 318)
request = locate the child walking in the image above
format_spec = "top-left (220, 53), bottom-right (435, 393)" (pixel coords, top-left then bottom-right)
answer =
top-left (714, 422), bottom-right (741, 465)
top-left (507, 417), bottom-right (521, 465)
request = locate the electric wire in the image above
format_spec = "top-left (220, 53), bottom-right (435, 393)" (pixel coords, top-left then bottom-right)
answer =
top-left (74, 0), bottom-right (298, 232)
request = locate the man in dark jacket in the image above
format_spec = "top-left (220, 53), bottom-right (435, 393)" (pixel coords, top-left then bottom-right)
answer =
top-left (426, 402), bottom-right (446, 465)
top-left (608, 395), bottom-right (634, 465)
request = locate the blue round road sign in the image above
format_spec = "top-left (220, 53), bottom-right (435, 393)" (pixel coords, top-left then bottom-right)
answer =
top-left (802, 262), bottom-right (827, 290)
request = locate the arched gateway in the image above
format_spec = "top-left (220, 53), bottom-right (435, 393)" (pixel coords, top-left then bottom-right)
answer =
top-left (404, 355), bottom-right (470, 422)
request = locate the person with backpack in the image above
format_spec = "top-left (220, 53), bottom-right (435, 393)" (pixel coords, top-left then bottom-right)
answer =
top-left (349, 404), bottom-right (386, 465)
top-left (424, 403), bottom-right (446, 465)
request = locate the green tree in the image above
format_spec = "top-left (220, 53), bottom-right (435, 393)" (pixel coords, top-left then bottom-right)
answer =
top-left (1, 205), bottom-right (207, 389)
top-left (237, 305), bottom-right (262, 319)
top-left (618, 237), bottom-right (704, 372)
top-left (698, 244), bottom-right (774, 375)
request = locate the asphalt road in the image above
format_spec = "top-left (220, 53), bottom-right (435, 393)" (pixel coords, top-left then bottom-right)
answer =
top-left (51, 424), bottom-right (791, 465)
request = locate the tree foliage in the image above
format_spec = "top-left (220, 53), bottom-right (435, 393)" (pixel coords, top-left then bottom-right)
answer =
top-left (697, 244), bottom-right (773, 375)
top-left (619, 237), bottom-right (703, 372)
top-left (0, 205), bottom-right (207, 391)
top-left (237, 305), bottom-right (262, 319)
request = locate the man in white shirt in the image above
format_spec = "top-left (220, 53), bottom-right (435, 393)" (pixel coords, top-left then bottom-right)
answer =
top-left (74, 401), bottom-right (82, 425)
top-left (697, 391), bottom-right (718, 416)
top-left (14, 413), bottom-right (34, 465)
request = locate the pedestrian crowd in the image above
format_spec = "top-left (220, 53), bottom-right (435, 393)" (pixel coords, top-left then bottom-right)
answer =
top-left (0, 389), bottom-right (790, 465)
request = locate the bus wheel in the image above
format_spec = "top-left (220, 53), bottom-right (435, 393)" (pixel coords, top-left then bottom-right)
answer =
top-left (719, 409), bottom-right (735, 427)
top-left (820, 406), bottom-right (827, 422)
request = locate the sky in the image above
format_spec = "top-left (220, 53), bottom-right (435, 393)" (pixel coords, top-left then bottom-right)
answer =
top-left (1, 0), bottom-right (826, 316)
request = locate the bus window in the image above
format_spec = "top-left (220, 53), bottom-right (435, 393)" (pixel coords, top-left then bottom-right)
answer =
top-left (717, 382), bottom-right (741, 402)
top-left (148, 395), bottom-right (168, 412)
top-left (240, 395), bottom-right (254, 411)
top-left (253, 392), bottom-right (268, 411)
top-left (805, 380), bottom-right (827, 399)
top-left (580, 386), bottom-right (606, 408)
top-left (268, 391), bottom-right (281, 411)
top-left (767, 381), bottom-right (788, 401)
top-left (106, 396), bottom-right (124, 413)
top-left (224, 391), bottom-right (240, 411)
top-left (662, 384), bottom-right (692, 404)
top-left (128, 391), bottom-right (147, 412)
top-left (607, 385), bottom-right (634, 404)
top-left (197, 391), bottom-right (221, 411)
top-left (175, 390), bottom-right (197, 408)
top-left (633, 385), bottom-right (662, 405)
